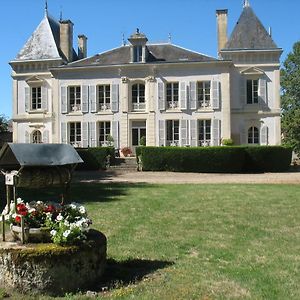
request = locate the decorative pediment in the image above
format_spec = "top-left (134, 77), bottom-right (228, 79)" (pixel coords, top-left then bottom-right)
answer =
top-left (26, 76), bottom-right (44, 85)
top-left (240, 67), bottom-right (265, 75)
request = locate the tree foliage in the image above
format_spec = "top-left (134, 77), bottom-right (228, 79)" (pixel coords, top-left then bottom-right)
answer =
top-left (0, 114), bottom-right (9, 132)
top-left (281, 41), bottom-right (300, 154)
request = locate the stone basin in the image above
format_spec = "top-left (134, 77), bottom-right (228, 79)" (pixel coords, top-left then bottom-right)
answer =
top-left (0, 229), bottom-right (106, 296)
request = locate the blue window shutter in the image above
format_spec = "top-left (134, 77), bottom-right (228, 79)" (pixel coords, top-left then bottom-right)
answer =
top-left (240, 76), bottom-right (246, 107)
top-left (82, 122), bottom-right (88, 147)
top-left (212, 79), bottom-right (220, 110)
top-left (259, 78), bottom-right (267, 108)
top-left (190, 120), bottom-right (197, 146)
top-left (81, 85), bottom-right (89, 113)
top-left (42, 130), bottom-right (49, 143)
top-left (61, 86), bottom-right (67, 114)
top-left (159, 120), bottom-right (165, 146)
top-left (212, 119), bottom-right (221, 146)
top-left (41, 86), bottom-right (48, 111)
top-left (180, 82), bottom-right (187, 110)
top-left (90, 85), bottom-right (97, 113)
top-left (190, 81), bottom-right (197, 110)
top-left (89, 122), bottom-right (97, 147)
top-left (260, 125), bottom-right (268, 145)
top-left (111, 84), bottom-right (119, 112)
top-left (180, 119), bottom-right (188, 146)
top-left (158, 82), bottom-right (165, 110)
top-left (25, 87), bottom-right (30, 112)
top-left (61, 123), bottom-right (67, 144)
top-left (112, 121), bottom-right (119, 148)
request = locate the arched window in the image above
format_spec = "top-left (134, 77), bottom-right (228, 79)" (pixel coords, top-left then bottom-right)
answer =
top-left (32, 130), bottom-right (42, 143)
top-left (248, 126), bottom-right (259, 144)
top-left (132, 83), bottom-right (145, 111)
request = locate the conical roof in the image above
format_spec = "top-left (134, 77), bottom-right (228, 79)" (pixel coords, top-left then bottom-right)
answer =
top-left (16, 13), bottom-right (62, 61)
top-left (224, 5), bottom-right (278, 50)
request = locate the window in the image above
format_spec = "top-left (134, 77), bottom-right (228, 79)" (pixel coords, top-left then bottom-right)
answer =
top-left (31, 87), bottom-right (42, 110)
top-left (99, 121), bottom-right (111, 146)
top-left (132, 83), bottom-right (145, 111)
top-left (69, 122), bottom-right (81, 146)
top-left (166, 120), bottom-right (179, 146)
top-left (32, 130), bottom-right (42, 143)
top-left (133, 46), bottom-right (143, 62)
top-left (197, 81), bottom-right (210, 108)
top-left (69, 86), bottom-right (81, 111)
top-left (198, 120), bottom-right (211, 146)
top-left (166, 82), bottom-right (179, 109)
top-left (247, 79), bottom-right (258, 104)
top-left (248, 126), bottom-right (259, 144)
top-left (98, 85), bottom-right (111, 111)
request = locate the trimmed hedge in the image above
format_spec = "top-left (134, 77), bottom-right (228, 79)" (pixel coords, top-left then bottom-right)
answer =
top-left (76, 147), bottom-right (115, 170)
top-left (136, 146), bottom-right (292, 173)
top-left (243, 146), bottom-right (293, 172)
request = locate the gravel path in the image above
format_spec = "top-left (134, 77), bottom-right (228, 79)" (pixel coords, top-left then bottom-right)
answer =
top-left (74, 169), bottom-right (300, 184)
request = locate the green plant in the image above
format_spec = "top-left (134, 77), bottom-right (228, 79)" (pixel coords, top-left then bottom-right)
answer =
top-left (139, 136), bottom-right (146, 146)
top-left (221, 138), bottom-right (234, 146)
top-left (106, 135), bottom-right (114, 147)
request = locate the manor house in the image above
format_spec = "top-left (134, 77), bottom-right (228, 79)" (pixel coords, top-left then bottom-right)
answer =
top-left (10, 1), bottom-right (282, 152)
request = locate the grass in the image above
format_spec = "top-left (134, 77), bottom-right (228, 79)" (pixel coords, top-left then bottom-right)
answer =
top-left (1, 182), bottom-right (300, 299)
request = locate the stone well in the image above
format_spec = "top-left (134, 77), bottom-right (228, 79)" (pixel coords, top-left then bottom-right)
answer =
top-left (0, 229), bottom-right (106, 296)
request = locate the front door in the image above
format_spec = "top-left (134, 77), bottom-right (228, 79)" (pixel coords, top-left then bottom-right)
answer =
top-left (131, 121), bottom-right (146, 153)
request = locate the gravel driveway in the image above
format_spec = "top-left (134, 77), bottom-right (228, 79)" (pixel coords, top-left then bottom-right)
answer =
top-left (74, 169), bottom-right (300, 184)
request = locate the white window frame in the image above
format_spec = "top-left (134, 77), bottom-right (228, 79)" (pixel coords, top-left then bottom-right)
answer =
top-left (166, 82), bottom-right (179, 109)
top-left (133, 46), bottom-right (143, 62)
top-left (198, 120), bottom-right (211, 146)
top-left (98, 121), bottom-right (111, 146)
top-left (98, 84), bottom-right (111, 111)
top-left (197, 81), bottom-right (211, 108)
top-left (69, 86), bottom-right (81, 112)
top-left (248, 126), bottom-right (259, 144)
top-left (69, 122), bottom-right (81, 147)
top-left (166, 120), bottom-right (180, 146)
top-left (247, 79), bottom-right (259, 104)
top-left (31, 130), bottom-right (42, 143)
top-left (132, 83), bottom-right (145, 111)
top-left (31, 86), bottom-right (42, 110)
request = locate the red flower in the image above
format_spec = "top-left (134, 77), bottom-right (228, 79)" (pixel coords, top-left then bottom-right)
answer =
top-left (15, 216), bottom-right (21, 223)
top-left (44, 205), bottom-right (55, 213)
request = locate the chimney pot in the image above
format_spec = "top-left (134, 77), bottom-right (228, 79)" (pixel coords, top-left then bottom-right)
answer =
top-left (78, 35), bottom-right (88, 59)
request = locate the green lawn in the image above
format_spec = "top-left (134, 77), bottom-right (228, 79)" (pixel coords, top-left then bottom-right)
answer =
top-left (3, 183), bottom-right (300, 299)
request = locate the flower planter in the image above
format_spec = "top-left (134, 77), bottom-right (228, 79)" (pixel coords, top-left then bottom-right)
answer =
top-left (10, 225), bottom-right (51, 243)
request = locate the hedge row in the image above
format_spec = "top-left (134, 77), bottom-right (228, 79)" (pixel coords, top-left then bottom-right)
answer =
top-left (136, 146), bottom-right (292, 173)
top-left (76, 147), bottom-right (115, 170)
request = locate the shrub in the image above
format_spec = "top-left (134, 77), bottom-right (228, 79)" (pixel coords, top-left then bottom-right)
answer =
top-left (76, 147), bottom-right (115, 170)
top-left (243, 146), bottom-right (292, 172)
top-left (222, 138), bottom-right (234, 146)
top-left (138, 146), bottom-right (245, 173)
top-left (139, 136), bottom-right (146, 146)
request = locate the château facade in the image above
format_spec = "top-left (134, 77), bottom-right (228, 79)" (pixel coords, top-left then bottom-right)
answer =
top-left (10, 1), bottom-right (282, 152)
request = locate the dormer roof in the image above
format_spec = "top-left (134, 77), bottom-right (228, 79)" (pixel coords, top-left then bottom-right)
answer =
top-left (224, 4), bottom-right (278, 50)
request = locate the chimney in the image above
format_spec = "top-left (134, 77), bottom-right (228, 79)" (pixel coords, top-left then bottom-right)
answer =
top-left (78, 35), bottom-right (88, 59)
top-left (216, 9), bottom-right (228, 57)
top-left (60, 20), bottom-right (74, 62)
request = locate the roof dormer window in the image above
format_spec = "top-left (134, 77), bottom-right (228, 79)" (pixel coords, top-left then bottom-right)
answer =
top-left (133, 46), bottom-right (143, 62)
top-left (128, 28), bottom-right (148, 63)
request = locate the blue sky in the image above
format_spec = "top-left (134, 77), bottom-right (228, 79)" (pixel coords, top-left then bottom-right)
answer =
top-left (0, 0), bottom-right (299, 118)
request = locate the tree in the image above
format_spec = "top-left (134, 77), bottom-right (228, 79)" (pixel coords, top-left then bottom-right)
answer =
top-left (0, 114), bottom-right (9, 132)
top-left (281, 41), bottom-right (300, 154)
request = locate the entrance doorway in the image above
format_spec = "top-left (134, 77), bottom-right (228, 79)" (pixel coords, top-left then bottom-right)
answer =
top-left (131, 121), bottom-right (146, 153)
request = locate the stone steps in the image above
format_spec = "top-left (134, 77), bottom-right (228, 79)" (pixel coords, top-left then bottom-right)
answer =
top-left (110, 157), bottom-right (138, 172)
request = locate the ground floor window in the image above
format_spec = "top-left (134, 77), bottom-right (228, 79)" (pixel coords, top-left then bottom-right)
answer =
top-left (99, 121), bottom-right (111, 146)
top-left (198, 120), bottom-right (211, 146)
top-left (166, 120), bottom-right (179, 146)
top-left (32, 130), bottom-right (42, 143)
top-left (248, 126), bottom-right (259, 144)
top-left (69, 122), bottom-right (81, 147)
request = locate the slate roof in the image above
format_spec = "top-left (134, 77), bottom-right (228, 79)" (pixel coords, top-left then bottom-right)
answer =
top-left (224, 5), bottom-right (278, 50)
top-left (65, 44), bottom-right (217, 68)
top-left (15, 13), bottom-right (77, 61)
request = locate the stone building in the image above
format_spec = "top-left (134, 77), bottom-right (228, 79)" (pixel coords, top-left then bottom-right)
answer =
top-left (10, 1), bottom-right (282, 152)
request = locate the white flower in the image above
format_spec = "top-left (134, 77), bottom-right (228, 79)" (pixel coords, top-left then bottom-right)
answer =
top-left (16, 198), bottom-right (22, 204)
top-left (50, 230), bottom-right (57, 236)
top-left (12, 213), bottom-right (17, 218)
top-left (56, 213), bottom-right (63, 221)
top-left (69, 203), bottom-right (77, 210)
top-left (28, 208), bottom-right (36, 213)
top-left (63, 230), bottom-right (71, 238)
top-left (37, 201), bottom-right (43, 205)
top-left (79, 206), bottom-right (86, 214)
top-left (64, 220), bottom-right (70, 226)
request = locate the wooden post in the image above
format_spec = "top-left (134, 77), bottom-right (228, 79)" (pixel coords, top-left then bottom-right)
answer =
top-left (2, 215), bottom-right (5, 242)
top-left (21, 216), bottom-right (25, 244)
